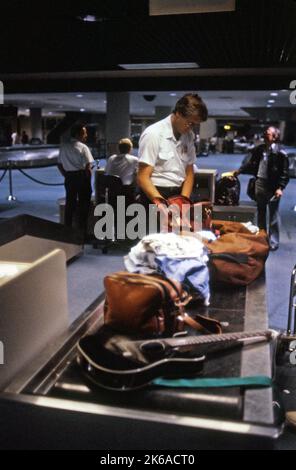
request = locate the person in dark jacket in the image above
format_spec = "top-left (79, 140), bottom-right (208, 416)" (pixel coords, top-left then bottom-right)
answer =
top-left (234, 126), bottom-right (289, 250)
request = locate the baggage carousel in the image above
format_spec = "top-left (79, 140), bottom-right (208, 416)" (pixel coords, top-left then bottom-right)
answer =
top-left (0, 274), bottom-right (283, 450)
top-left (0, 145), bottom-right (61, 200)
top-left (0, 145), bottom-right (59, 169)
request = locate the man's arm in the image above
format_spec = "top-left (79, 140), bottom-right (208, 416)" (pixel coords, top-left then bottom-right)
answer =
top-left (137, 162), bottom-right (163, 201)
top-left (277, 151), bottom-right (289, 191)
top-left (85, 162), bottom-right (92, 177)
top-left (181, 164), bottom-right (195, 198)
top-left (82, 145), bottom-right (94, 176)
top-left (57, 163), bottom-right (66, 177)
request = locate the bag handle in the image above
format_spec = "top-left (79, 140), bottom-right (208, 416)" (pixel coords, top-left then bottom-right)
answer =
top-left (179, 312), bottom-right (222, 335)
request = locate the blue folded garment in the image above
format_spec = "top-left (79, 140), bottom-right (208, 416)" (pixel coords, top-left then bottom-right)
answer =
top-left (155, 256), bottom-right (210, 303)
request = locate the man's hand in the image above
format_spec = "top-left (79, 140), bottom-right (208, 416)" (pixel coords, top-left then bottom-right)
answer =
top-left (152, 197), bottom-right (171, 232)
top-left (152, 197), bottom-right (168, 208)
top-left (275, 188), bottom-right (283, 198)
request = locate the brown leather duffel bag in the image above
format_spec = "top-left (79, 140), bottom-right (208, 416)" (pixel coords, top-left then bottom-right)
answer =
top-left (204, 230), bottom-right (269, 286)
top-left (104, 272), bottom-right (221, 336)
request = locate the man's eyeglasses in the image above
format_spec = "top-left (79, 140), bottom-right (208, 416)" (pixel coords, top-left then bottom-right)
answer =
top-left (183, 116), bottom-right (200, 129)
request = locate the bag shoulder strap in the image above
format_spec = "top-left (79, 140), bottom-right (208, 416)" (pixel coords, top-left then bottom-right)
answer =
top-left (209, 252), bottom-right (249, 264)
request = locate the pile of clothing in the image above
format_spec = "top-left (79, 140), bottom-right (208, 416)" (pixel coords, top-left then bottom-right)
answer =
top-left (124, 232), bottom-right (211, 305)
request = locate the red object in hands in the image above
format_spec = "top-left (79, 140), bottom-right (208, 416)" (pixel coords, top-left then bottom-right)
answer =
top-left (167, 195), bottom-right (192, 233)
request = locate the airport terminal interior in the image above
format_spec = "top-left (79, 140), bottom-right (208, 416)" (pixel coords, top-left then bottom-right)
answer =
top-left (1, 0), bottom-right (296, 450)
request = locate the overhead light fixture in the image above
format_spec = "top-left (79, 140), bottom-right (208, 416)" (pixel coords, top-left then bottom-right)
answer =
top-left (266, 105), bottom-right (272, 108)
top-left (170, 93), bottom-right (177, 96)
top-left (270, 92), bottom-right (278, 96)
top-left (119, 63), bottom-right (199, 70)
top-left (150, 0), bottom-right (235, 16)
top-left (268, 100), bottom-right (275, 103)
top-left (224, 124), bottom-right (231, 131)
top-left (77, 15), bottom-right (104, 23)
top-left (143, 94), bottom-right (156, 102)
top-left (76, 94), bottom-right (83, 98)
top-left (80, 108), bottom-right (85, 112)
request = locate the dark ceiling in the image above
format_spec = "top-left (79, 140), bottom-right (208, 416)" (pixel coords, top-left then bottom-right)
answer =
top-left (1, 0), bottom-right (296, 92)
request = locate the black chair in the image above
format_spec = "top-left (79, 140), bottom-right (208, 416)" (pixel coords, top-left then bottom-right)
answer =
top-left (94, 173), bottom-right (135, 252)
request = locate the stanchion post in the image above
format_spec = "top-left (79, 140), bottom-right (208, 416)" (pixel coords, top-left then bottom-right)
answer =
top-left (7, 162), bottom-right (17, 201)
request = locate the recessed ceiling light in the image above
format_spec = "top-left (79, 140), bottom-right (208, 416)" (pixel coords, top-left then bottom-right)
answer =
top-left (266, 105), bottom-right (272, 108)
top-left (80, 108), bottom-right (85, 112)
top-left (270, 92), bottom-right (278, 96)
top-left (77, 15), bottom-right (104, 23)
top-left (76, 94), bottom-right (83, 98)
top-left (119, 63), bottom-right (199, 70)
top-left (268, 100), bottom-right (275, 103)
top-left (170, 93), bottom-right (177, 96)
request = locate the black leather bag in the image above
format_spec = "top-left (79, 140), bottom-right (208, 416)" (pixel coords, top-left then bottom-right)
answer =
top-left (215, 176), bottom-right (240, 206)
top-left (247, 177), bottom-right (256, 201)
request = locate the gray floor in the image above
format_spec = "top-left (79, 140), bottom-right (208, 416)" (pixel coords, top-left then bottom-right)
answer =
top-left (1, 153), bottom-right (296, 448)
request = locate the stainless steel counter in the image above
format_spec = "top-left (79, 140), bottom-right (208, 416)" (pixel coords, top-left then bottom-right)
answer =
top-left (0, 277), bottom-right (282, 450)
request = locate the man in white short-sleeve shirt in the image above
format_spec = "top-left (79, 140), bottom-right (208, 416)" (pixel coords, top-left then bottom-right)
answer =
top-left (58, 124), bottom-right (94, 236)
top-left (137, 93), bottom-right (208, 206)
top-left (105, 138), bottom-right (138, 186)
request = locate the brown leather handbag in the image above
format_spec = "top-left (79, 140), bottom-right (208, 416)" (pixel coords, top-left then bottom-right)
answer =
top-left (104, 272), bottom-right (221, 336)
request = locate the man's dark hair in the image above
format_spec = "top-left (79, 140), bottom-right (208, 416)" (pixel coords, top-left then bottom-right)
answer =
top-left (70, 123), bottom-right (85, 138)
top-left (173, 93), bottom-right (208, 121)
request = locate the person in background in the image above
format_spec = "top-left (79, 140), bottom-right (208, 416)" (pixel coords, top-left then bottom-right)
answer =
top-left (11, 131), bottom-right (20, 145)
top-left (57, 124), bottom-right (94, 238)
top-left (21, 130), bottom-right (29, 144)
top-left (137, 93), bottom-right (208, 208)
top-left (233, 126), bottom-right (289, 251)
top-left (209, 135), bottom-right (217, 154)
top-left (105, 137), bottom-right (138, 187)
